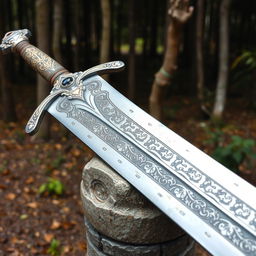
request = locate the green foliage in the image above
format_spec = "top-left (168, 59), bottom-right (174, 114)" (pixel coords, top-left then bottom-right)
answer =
top-left (47, 239), bottom-right (61, 256)
top-left (39, 178), bottom-right (65, 196)
top-left (231, 49), bottom-right (256, 96)
top-left (232, 50), bottom-right (256, 70)
top-left (205, 128), bottom-right (256, 172)
top-left (204, 127), bottom-right (225, 147)
top-left (51, 154), bottom-right (65, 169)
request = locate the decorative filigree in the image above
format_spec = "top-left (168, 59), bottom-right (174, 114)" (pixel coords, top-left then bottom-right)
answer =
top-left (56, 96), bottom-right (256, 255)
top-left (76, 80), bottom-right (256, 236)
top-left (24, 46), bottom-right (57, 71)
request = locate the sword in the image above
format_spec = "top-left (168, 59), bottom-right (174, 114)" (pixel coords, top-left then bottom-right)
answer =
top-left (1, 29), bottom-right (255, 256)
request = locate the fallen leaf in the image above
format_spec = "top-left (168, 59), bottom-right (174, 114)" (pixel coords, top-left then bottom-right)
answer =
top-left (62, 221), bottom-right (76, 230)
top-left (71, 148), bottom-right (81, 157)
top-left (5, 193), bottom-right (16, 200)
top-left (77, 241), bottom-right (87, 251)
top-left (0, 183), bottom-right (7, 189)
top-left (63, 245), bottom-right (71, 253)
top-left (50, 220), bottom-right (61, 230)
top-left (1, 169), bottom-right (10, 175)
top-left (44, 233), bottom-right (54, 243)
top-left (52, 199), bottom-right (60, 205)
top-left (23, 187), bottom-right (30, 193)
top-left (7, 249), bottom-right (20, 256)
top-left (61, 207), bottom-right (70, 213)
top-left (55, 144), bottom-right (62, 150)
top-left (25, 176), bottom-right (34, 184)
top-left (34, 231), bottom-right (40, 237)
top-left (27, 202), bottom-right (38, 209)
top-left (30, 247), bottom-right (39, 254)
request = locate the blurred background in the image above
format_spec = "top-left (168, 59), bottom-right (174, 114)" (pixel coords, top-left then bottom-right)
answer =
top-left (0, 0), bottom-right (256, 255)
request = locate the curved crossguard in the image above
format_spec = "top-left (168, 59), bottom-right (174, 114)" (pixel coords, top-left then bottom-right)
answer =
top-left (0, 29), bottom-right (125, 135)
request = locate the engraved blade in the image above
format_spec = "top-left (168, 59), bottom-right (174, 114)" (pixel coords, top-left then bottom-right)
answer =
top-left (48, 75), bottom-right (256, 256)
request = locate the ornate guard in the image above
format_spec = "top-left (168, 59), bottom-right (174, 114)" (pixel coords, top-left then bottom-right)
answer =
top-left (1, 29), bottom-right (256, 256)
top-left (0, 29), bottom-right (125, 134)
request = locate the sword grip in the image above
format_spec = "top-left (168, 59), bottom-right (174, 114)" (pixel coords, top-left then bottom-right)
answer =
top-left (0, 29), bottom-right (68, 85)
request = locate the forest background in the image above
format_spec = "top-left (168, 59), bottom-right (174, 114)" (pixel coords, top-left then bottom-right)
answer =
top-left (0, 0), bottom-right (256, 255)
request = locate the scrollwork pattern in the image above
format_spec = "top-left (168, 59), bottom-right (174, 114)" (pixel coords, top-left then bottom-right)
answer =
top-left (24, 46), bottom-right (57, 71)
top-left (56, 97), bottom-right (256, 255)
top-left (56, 79), bottom-right (256, 235)
top-left (82, 80), bottom-right (256, 235)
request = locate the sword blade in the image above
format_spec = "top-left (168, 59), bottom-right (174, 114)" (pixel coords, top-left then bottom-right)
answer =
top-left (48, 75), bottom-right (256, 256)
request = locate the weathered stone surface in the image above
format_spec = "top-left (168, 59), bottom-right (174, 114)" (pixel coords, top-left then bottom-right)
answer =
top-left (86, 238), bottom-right (106, 256)
top-left (101, 237), bottom-right (161, 256)
top-left (85, 218), bottom-right (101, 250)
top-left (85, 217), bottom-right (195, 256)
top-left (81, 157), bottom-right (184, 244)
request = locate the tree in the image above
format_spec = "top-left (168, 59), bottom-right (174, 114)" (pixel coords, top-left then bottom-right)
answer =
top-left (71, 0), bottom-right (82, 70)
top-left (128, 0), bottom-right (136, 100)
top-left (52, 0), bottom-right (63, 64)
top-left (212, 0), bottom-right (231, 121)
top-left (100, 0), bottom-right (111, 81)
top-left (0, 55), bottom-right (17, 122)
top-left (149, 0), bottom-right (194, 120)
top-left (0, 0), bottom-right (17, 122)
top-left (195, 0), bottom-right (206, 114)
top-left (35, 0), bottom-right (50, 139)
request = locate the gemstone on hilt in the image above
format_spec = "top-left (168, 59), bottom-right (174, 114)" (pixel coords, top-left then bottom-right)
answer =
top-left (61, 77), bottom-right (74, 87)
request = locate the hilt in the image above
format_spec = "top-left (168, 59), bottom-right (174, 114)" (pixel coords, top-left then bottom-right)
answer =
top-left (0, 29), bottom-right (125, 135)
top-left (0, 29), bottom-right (68, 84)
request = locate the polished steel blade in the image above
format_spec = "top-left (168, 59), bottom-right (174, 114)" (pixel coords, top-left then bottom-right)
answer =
top-left (48, 75), bottom-right (256, 256)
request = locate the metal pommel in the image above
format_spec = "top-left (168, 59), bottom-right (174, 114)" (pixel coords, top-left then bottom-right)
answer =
top-left (0, 29), bottom-right (31, 54)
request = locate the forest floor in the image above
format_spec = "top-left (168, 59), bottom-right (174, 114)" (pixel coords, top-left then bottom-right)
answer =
top-left (0, 89), bottom-right (255, 255)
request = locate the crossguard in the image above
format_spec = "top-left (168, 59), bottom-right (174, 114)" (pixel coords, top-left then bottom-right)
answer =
top-left (0, 29), bottom-right (125, 135)
top-left (25, 61), bottom-right (125, 135)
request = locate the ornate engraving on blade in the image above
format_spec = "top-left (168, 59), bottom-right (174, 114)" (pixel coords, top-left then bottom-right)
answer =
top-left (76, 80), bottom-right (256, 236)
top-left (56, 96), bottom-right (256, 255)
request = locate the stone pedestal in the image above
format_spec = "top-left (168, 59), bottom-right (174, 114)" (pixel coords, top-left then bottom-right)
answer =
top-left (81, 157), bottom-right (195, 256)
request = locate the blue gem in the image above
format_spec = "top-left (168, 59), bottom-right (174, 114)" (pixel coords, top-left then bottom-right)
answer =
top-left (62, 77), bottom-right (73, 86)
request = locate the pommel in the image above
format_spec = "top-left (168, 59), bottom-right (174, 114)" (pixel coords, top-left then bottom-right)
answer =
top-left (0, 29), bottom-right (31, 54)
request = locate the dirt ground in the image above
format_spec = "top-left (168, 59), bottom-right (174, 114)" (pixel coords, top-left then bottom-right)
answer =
top-left (0, 94), bottom-right (255, 255)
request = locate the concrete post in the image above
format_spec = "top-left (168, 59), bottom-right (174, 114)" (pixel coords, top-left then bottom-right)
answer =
top-left (81, 157), bottom-right (195, 256)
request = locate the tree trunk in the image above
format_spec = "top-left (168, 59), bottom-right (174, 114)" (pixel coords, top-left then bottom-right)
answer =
top-left (149, 0), bottom-right (194, 120)
top-left (149, 22), bottom-right (181, 120)
top-left (63, 0), bottom-right (72, 70)
top-left (100, 0), bottom-right (111, 81)
top-left (149, 1), bottom-right (158, 57)
top-left (128, 0), bottom-right (136, 100)
top-left (195, 0), bottom-right (206, 113)
top-left (35, 0), bottom-right (50, 139)
top-left (52, 0), bottom-right (63, 63)
top-left (0, 55), bottom-right (17, 122)
top-left (73, 0), bottom-right (81, 70)
top-left (212, 0), bottom-right (231, 121)
top-left (0, 0), bottom-right (17, 122)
